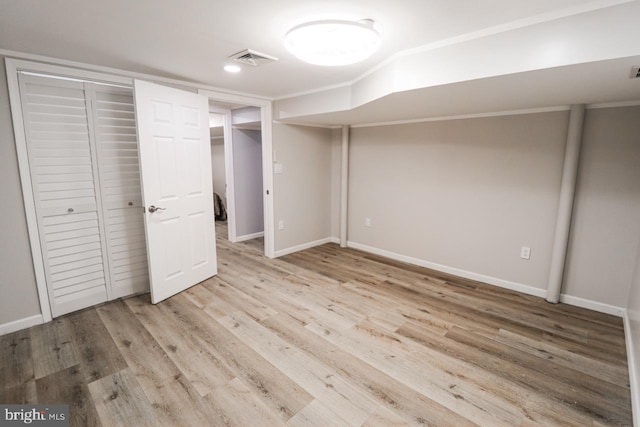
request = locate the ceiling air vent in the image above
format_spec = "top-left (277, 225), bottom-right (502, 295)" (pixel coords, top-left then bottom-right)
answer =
top-left (229, 49), bottom-right (278, 67)
top-left (630, 66), bottom-right (640, 79)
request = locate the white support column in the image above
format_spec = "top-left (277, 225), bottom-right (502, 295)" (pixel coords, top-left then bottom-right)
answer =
top-left (546, 104), bottom-right (585, 303)
top-left (340, 125), bottom-right (349, 248)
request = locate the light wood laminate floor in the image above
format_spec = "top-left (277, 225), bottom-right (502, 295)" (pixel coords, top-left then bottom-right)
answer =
top-left (0, 222), bottom-right (631, 426)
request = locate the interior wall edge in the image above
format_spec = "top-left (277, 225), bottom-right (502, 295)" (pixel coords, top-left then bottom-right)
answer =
top-left (0, 314), bottom-right (43, 336)
top-left (623, 309), bottom-right (640, 427)
top-left (347, 240), bottom-right (624, 317)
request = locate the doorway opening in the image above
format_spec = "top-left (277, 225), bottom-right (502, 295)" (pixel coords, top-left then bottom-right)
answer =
top-left (200, 89), bottom-right (274, 259)
top-left (209, 103), bottom-right (265, 248)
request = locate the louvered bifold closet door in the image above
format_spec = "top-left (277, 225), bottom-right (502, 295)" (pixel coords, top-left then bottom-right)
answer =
top-left (18, 74), bottom-right (110, 317)
top-left (88, 84), bottom-right (149, 298)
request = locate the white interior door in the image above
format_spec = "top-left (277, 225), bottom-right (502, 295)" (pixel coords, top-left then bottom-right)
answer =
top-left (134, 80), bottom-right (217, 304)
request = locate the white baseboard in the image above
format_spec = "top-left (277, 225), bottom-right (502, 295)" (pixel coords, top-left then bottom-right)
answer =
top-left (275, 237), bottom-right (335, 257)
top-left (329, 236), bottom-right (340, 244)
top-left (0, 314), bottom-right (43, 336)
top-left (235, 231), bottom-right (264, 242)
top-left (347, 241), bottom-right (547, 298)
top-left (559, 294), bottom-right (624, 317)
top-left (345, 241), bottom-right (624, 316)
top-left (623, 309), bottom-right (640, 427)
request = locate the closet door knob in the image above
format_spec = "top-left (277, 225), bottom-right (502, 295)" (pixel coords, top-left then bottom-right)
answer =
top-left (148, 205), bottom-right (166, 213)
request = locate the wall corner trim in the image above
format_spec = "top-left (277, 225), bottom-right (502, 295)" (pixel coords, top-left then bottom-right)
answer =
top-left (274, 237), bottom-right (336, 257)
top-left (0, 314), bottom-right (43, 336)
top-left (623, 309), bottom-right (640, 427)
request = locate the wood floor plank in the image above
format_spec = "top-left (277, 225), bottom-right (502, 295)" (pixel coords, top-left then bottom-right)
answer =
top-left (67, 308), bottom-right (128, 383)
top-left (219, 270), bottom-right (361, 332)
top-left (442, 325), bottom-right (630, 409)
top-left (98, 298), bottom-right (222, 427)
top-left (397, 321), bottom-right (629, 426)
top-left (286, 399), bottom-right (350, 427)
top-left (125, 295), bottom-right (234, 396)
top-left (0, 329), bottom-right (34, 391)
top-left (204, 377), bottom-right (287, 427)
top-left (35, 364), bottom-right (101, 427)
top-left (30, 317), bottom-right (79, 380)
top-left (0, 381), bottom-right (37, 404)
top-left (158, 293), bottom-right (314, 423)
top-left (495, 328), bottom-right (630, 387)
top-left (139, 370), bottom-right (221, 427)
top-left (361, 405), bottom-right (413, 427)
top-left (261, 312), bottom-right (479, 427)
top-left (202, 276), bottom-right (278, 321)
top-left (219, 310), bottom-right (379, 426)
top-left (87, 368), bottom-right (157, 427)
top-left (96, 300), bottom-right (180, 391)
top-left (305, 319), bottom-right (526, 427)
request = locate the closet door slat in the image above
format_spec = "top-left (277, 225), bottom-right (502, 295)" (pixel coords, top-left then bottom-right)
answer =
top-left (91, 84), bottom-right (149, 298)
top-left (19, 74), bottom-right (109, 317)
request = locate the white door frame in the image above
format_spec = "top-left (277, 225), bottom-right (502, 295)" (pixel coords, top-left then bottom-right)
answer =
top-left (208, 105), bottom-right (236, 242)
top-left (198, 89), bottom-right (275, 259)
top-left (6, 58), bottom-right (134, 323)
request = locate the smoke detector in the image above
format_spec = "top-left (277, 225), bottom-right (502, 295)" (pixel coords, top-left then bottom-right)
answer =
top-left (229, 49), bottom-right (278, 67)
top-left (630, 66), bottom-right (640, 79)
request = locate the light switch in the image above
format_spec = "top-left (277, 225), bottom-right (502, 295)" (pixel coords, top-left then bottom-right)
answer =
top-left (274, 163), bottom-right (284, 174)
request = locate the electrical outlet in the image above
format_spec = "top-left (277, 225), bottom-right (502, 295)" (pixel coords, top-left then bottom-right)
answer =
top-left (274, 163), bottom-right (284, 174)
top-left (520, 246), bottom-right (531, 260)
top-left (365, 218), bottom-right (371, 227)
top-left (278, 220), bottom-right (285, 230)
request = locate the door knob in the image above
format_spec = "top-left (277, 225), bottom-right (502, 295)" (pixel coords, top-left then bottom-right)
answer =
top-left (148, 205), bottom-right (166, 213)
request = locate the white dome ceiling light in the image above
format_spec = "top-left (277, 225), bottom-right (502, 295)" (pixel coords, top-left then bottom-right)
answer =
top-left (284, 19), bottom-right (381, 66)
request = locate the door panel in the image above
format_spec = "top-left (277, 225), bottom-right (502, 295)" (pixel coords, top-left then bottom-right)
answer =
top-left (134, 80), bottom-right (217, 304)
top-left (89, 83), bottom-right (150, 299)
top-left (19, 74), bottom-right (109, 317)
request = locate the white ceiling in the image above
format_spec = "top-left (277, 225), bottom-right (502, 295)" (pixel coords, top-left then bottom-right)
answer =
top-left (2, 0), bottom-right (639, 124)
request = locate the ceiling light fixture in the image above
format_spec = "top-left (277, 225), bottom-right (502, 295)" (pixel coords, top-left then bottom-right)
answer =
top-left (284, 19), bottom-right (381, 66)
top-left (224, 64), bottom-right (241, 73)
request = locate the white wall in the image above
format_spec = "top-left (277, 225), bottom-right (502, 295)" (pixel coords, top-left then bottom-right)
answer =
top-left (347, 106), bottom-right (640, 310)
top-left (0, 55), bottom-right (43, 326)
top-left (564, 106), bottom-right (640, 307)
top-left (211, 139), bottom-right (226, 205)
top-left (349, 112), bottom-right (567, 292)
top-left (273, 123), bottom-right (333, 253)
top-left (232, 128), bottom-right (263, 237)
